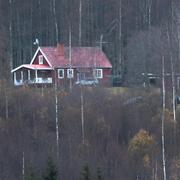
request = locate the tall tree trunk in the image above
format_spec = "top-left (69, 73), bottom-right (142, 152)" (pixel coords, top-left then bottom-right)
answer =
top-left (79, 0), bottom-right (82, 46)
top-left (54, 75), bottom-right (59, 160)
top-left (161, 55), bottom-right (167, 180)
top-left (69, 27), bottom-right (72, 90)
top-left (9, 0), bottom-right (13, 70)
top-left (52, 0), bottom-right (59, 44)
top-left (118, 0), bottom-right (122, 75)
top-left (80, 85), bottom-right (85, 144)
top-left (22, 151), bottom-right (25, 180)
top-left (55, 78), bottom-right (59, 159)
top-left (148, 0), bottom-right (152, 29)
top-left (5, 92), bottom-right (9, 120)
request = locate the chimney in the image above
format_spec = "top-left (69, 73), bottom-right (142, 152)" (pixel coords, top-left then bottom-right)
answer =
top-left (57, 43), bottom-right (65, 56)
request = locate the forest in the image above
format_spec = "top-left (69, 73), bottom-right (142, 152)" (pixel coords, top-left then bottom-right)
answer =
top-left (0, 0), bottom-right (180, 179)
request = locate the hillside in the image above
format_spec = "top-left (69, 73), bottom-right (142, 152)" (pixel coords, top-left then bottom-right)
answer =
top-left (0, 0), bottom-right (180, 179)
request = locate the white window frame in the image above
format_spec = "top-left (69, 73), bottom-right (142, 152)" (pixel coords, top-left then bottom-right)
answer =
top-left (58, 69), bottom-right (64, 79)
top-left (94, 69), bottom-right (103, 79)
top-left (67, 69), bottom-right (74, 79)
top-left (39, 55), bottom-right (43, 64)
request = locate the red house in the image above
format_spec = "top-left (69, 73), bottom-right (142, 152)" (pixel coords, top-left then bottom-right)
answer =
top-left (11, 44), bottom-right (112, 87)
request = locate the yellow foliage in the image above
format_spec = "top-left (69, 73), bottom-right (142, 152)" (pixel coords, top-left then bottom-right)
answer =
top-left (143, 154), bottom-right (150, 168)
top-left (128, 129), bottom-right (155, 156)
top-left (165, 108), bottom-right (173, 122)
top-left (128, 129), bottom-right (155, 168)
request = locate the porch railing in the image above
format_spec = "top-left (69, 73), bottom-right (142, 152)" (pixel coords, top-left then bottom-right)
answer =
top-left (14, 77), bottom-right (53, 85)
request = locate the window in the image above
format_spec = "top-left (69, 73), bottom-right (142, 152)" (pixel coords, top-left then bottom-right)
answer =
top-left (67, 69), bottom-right (74, 78)
top-left (58, 69), bottom-right (64, 79)
top-left (94, 69), bottom-right (103, 79)
top-left (149, 77), bottom-right (156, 86)
top-left (39, 55), bottom-right (43, 64)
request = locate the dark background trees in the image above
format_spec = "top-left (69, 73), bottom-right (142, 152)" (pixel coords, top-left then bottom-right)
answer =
top-left (0, 0), bottom-right (177, 81)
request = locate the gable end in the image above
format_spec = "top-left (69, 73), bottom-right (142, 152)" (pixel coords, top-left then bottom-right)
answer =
top-left (30, 47), bottom-right (52, 67)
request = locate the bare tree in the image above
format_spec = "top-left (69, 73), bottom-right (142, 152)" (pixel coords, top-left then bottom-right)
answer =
top-left (118, 0), bottom-right (122, 75)
top-left (55, 78), bottom-right (59, 159)
top-left (69, 26), bottom-right (72, 90)
top-left (79, 0), bottom-right (82, 46)
top-left (80, 85), bottom-right (85, 144)
top-left (147, 0), bottom-right (152, 29)
top-left (161, 55), bottom-right (167, 180)
top-left (52, 0), bottom-right (59, 44)
top-left (9, 0), bottom-right (13, 70)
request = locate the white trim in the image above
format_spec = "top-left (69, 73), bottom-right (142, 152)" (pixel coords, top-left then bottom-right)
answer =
top-left (14, 72), bottom-right (16, 82)
top-left (38, 55), bottom-right (43, 64)
top-left (35, 70), bottom-right (38, 79)
top-left (30, 47), bottom-right (52, 67)
top-left (21, 71), bottom-right (23, 81)
top-left (94, 69), bottom-right (103, 79)
top-left (30, 47), bottom-right (41, 64)
top-left (11, 65), bottom-right (26, 73)
top-left (58, 69), bottom-right (64, 79)
top-left (28, 70), bottom-right (31, 80)
top-left (11, 64), bottom-right (52, 73)
top-left (67, 69), bottom-right (74, 78)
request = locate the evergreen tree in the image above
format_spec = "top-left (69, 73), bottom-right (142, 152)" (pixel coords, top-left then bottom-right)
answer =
top-left (25, 166), bottom-right (39, 180)
top-left (97, 167), bottom-right (103, 180)
top-left (43, 158), bottom-right (58, 180)
top-left (81, 164), bottom-right (91, 180)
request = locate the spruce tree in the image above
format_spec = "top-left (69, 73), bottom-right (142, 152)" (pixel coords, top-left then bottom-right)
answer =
top-left (97, 167), bottom-right (103, 180)
top-left (81, 164), bottom-right (91, 180)
top-left (43, 158), bottom-right (58, 180)
top-left (25, 166), bottom-right (38, 180)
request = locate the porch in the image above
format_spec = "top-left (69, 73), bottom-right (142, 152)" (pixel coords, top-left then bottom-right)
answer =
top-left (13, 69), bottom-right (53, 86)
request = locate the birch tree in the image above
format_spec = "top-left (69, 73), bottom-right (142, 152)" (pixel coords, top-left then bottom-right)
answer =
top-left (9, 0), bottom-right (13, 70)
top-left (118, 0), bottom-right (122, 75)
top-left (161, 55), bottom-right (167, 180)
top-left (80, 85), bottom-right (85, 144)
top-left (69, 26), bottom-right (72, 90)
top-left (52, 0), bottom-right (59, 44)
top-left (22, 151), bottom-right (25, 180)
top-left (55, 79), bottom-right (59, 159)
top-left (79, 0), bottom-right (82, 46)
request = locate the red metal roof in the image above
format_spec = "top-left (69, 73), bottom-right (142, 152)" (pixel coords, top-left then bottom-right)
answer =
top-left (11, 64), bottom-right (52, 72)
top-left (24, 64), bottom-right (52, 69)
top-left (40, 47), bottom-right (112, 68)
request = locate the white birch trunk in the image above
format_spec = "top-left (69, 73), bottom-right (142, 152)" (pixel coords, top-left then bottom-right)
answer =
top-left (80, 85), bottom-right (85, 144)
top-left (9, 0), bottom-right (13, 70)
top-left (55, 77), bottom-right (59, 159)
top-left (161, 55), bottom-right (167, 180)
top-left (22, 151), bottom-right (25, 180)
top-left (52, 0), bottom-right (59, 44)
top-left (166, 23), bottom-right (176, 126)
top-left (100, 34), bottom-right (103, 51)
top-left (148, 0), bottom-right (152, 29)
top-left (171, 55), bottom-right (176, 124)
top-left (69, 27), bottom-right (72, 90)
top-left (79, 0), bottom-right (82, 46)
top-left (118, 0), bottom-right (122, 74)
top-left (5, 92), bottom-right (9, 120)
top-left (171, 0), bottom-right (177, 125)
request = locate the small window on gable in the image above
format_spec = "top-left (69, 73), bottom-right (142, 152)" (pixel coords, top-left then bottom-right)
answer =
top-left (67, 69), bottom-right (74, 78)
top-left (58, 69), bottom-right (64, 79)
top-left (39, 55), bottom-right (43, 64)
top-left (94, 69), bottom-right (103, 79)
